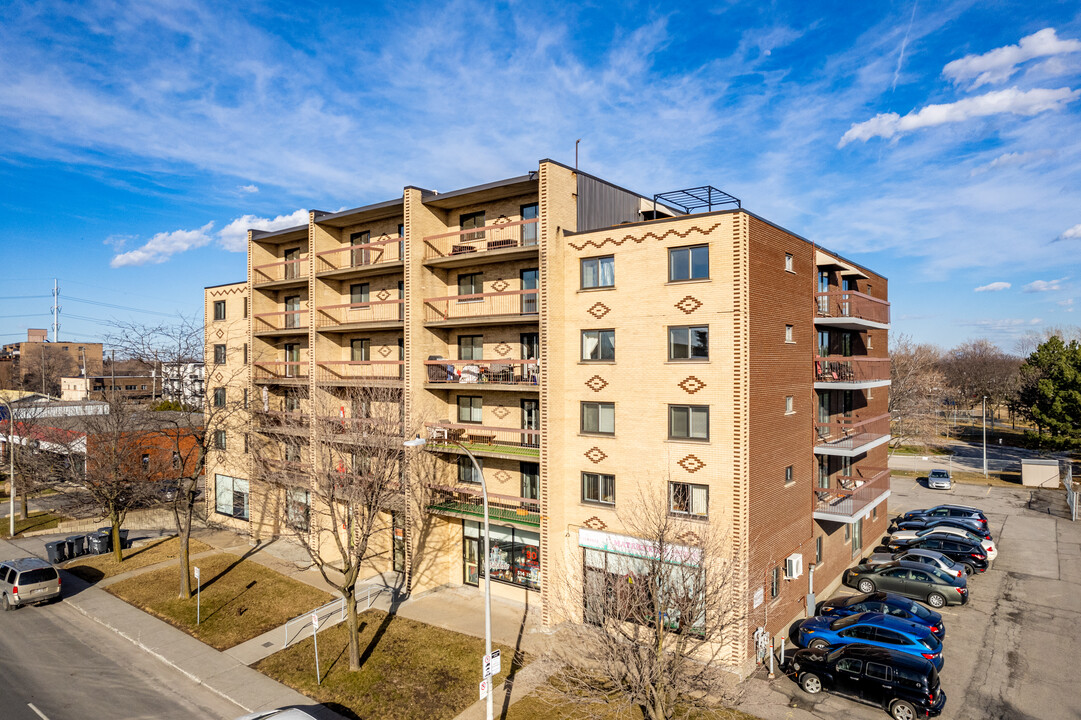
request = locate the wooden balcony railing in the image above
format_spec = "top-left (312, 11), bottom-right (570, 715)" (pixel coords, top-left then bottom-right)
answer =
top-left (423, 289), bottom-right (538, 322)
top-left (424, 359), bottom-right (539, 386)
top-left (422, 219), bottom-right (538, 260)
top-left (814, 291), bottom-right (890, 325)
top-left (427, 484), bottom-right (540, 527)
top-left (254, 310), bottom-right (308, 332)
top-left (813, 466), bottom-right (890, 519)
top-left (316, 236), bottom-right (404, 272)
top-left (814, 357), bottom-right (891, 384)
top-left (316, 299), bottom-right (404, 327)
top-left (316, 361), bottom-right (404, 383)
top-left (253, 361), bottom-right (308, 381)
top-left (426, 422), bottom-right (540, 457)
top-left (253, 256), bottom-right (309, 284)
top-left (815, 413), bottom-right (891, 451)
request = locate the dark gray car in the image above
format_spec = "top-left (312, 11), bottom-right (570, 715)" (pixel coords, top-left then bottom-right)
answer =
top-left (842, 560), bottom-right (968, 608)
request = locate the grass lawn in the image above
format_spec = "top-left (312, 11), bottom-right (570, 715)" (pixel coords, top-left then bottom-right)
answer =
top-left (0, 510), bottom-right (67, 538)
top-left (504, 680), bottom-right (760, 720)
top-left (891, 469), bottom-right (1021, 488)
top-left (256, 609), bottom-right (517, 720)
top-left (107, 552), bottom-right (333, 650)
top-left (66, 535), bottom-right (214, 582)
top-left (890, 445), bottom-right (951, 456)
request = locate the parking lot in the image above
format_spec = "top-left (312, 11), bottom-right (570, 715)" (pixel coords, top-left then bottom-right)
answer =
top-left (740, 476), bottom-right (1081, 720)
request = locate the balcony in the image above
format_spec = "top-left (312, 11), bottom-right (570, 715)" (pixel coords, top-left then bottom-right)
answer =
top-left (316, 237), bottom-right (404, 278)
top-left (424, 359), bottom-right (539, 389)
top-left (814, 413), bottom-right (891, 457)
top-left (814, 291), bottom-right (890, 330)
top-left (427, 484), bottom-right (540, 528)
top-left (814, 357), bottom-right (891, 390)
top-left (253, 361), bottom-right (308, 384)
top-left (422, 219), bottom-right (538, 266)
top-left (423, 289), bottom-right (538, 326)
top-left (253, 257), bottom-right (309, 287)
top-left (258, 458), bottom-right (310, 484)
top-left (813, 467), bottom-right (891, 523)
top-left (254, 310), bottom-right (308, 336)
top-left (315, 361), bottom-right (404, 386)
top-left (253, 410), bottom-right (310, 437)
top-left (425, 422), bottom-right (540, 459)
top-left (315, 299), bottom-right (404, 331)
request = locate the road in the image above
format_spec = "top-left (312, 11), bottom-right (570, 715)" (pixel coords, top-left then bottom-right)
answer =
top-left (0, 546), bottom-right (244, 720)
top-left (887, 439), bottom-right (1067, 475)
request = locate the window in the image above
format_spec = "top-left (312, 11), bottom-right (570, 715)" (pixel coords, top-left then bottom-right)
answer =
top-left (668, 326), bottom-right (708, 360)
top-left (467, 521), bottom-right (540, 591)
top-left (213, 344), bottom-right (226, 364)
top-left (865, 663), bottom-right (891, 682)
top-left (668, 245), bottom-right (708, 281)
top-left (351, 338), bottom-right (370, 362)
top-left (669, 482), bottom-right (708, 518)
top-left (460, 211), bottom-right (485, 241)
top-left (582, 472), bottom-right (615, 505)
top-left (845, 523), bottom-right (851, 542)
top-left (873, 506), bottom-right (878, 520)
top-left (458, 335), bottom-right (483, 361)
top-left (836, 658), bottom-right (863, 674)
top-left (785, 396), bottom-right (795, 414)
top-left (770, 566), bottom-right (781, 598)
top-left (214, 430), bottom-right (227, 450)
top-left (350, 231), bottom-right (371, 266)
top-left (457, 396), bottom-right (482, 423)
top-left (520, 462), bottom-right (539, 500)
top-left (815, 536), bottom-right (822, 564)
top-left (350, 283), bottom-right (369, 305)
top-left (581, 256), bottom-right (615, 289)
top-left (243, 389), bottom-right (249, 409)
top-left (284, 247), bottom-right (301, 278)
top-left (243, 297), bottom-right (248, 318)
top-left (458, 455), bottom-right (483, 484)
top-left (581, 402), bottom-right (615, 435)
top-left (785, 324), bottom-right (794, 343)
top-left (458, 272), bottom-right (482, 299)
top-left (214, 300), bottom-right (226, 321)
top-left (243, 343), bottom-right (248, 364)
top-left (215, 474), bottom-right (249, 519)
top-left (213, 387), bottom-right (226, 408)
top-left (286, 489), bottom-right (310, 531)
top-left (581, 330), bottom-right (615, 361)
top-left (852, 517), bottom-right (863, 558)
top-left (669, 405), bottom-right (708, 440)
top-left (392, 512), bottom-right (406, 572)
top-left (243, 433), bottom-right (249, 453)
top-left (521, 203), bottom-right (538, 246)
top-left (785, 253), bottom-right (794, 273)
top-left (785, 465), bottom-right (794, 485)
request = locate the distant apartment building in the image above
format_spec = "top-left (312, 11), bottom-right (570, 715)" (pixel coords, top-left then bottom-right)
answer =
top-left (203, 159), bottom-right (890, 672)
top-left (0, 329), bottom-right (104, 392)
top-left (162, 362), bottom-right (205, 409)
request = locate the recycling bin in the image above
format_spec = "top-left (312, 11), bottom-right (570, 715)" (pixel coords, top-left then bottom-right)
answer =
top-left (118, 529), bottom-right (130, 550)
top-left (65, 535), bottom-right (87, 557)
top-left (88, 532), bottom-right (109, 555)
top-left (45, 540), bottom-right (67, 564)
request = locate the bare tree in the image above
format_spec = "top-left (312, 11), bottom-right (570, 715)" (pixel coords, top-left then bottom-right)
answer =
top-left (251, 382), bottom-right (415, 671)
top-left (19, 345), bottom-right (77, 397)
top-left (4, 403), bottom-right (69, 521)
top-left (544, 490), bottom-right (743, 720)
top-left (888, 335), bottom-right (945, 448)
top-left (939, 339), bottom-right (1022, 427)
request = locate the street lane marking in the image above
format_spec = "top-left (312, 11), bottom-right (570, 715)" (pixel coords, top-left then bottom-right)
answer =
top-left (28, 703), bottom-right (50, 720)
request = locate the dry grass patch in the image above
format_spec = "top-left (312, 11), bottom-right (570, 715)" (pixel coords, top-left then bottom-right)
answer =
top-left (505, 680), bottom-right (760, 720)
top-left (107, 552), bottom-right (332, 650)
top-left (256, 609), bottom-right (518, 720)
top-left (0, 510), bottom-right (67, 538)
top-left (891, 469), bottom-right (1020, 488)
top-left (66, 535), bottom-right (214, 582)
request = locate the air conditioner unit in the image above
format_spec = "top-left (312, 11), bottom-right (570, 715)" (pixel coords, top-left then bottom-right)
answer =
top-left (785, 553), bottom-right (803, 580)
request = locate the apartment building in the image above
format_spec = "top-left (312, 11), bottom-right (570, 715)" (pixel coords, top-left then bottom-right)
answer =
top-left (0, 329), bottom-right (104, 392)
top-left (203, 159), bottom-right (890, 672)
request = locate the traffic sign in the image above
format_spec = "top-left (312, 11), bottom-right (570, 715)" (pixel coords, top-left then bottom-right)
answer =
top-left (479, 677), bottom-right (489, 699)
top-left (483, 649), bottom-right (502, 678)
top-left (193, 566), bottom-right (200, 580)
top-left (312, 612), bottom-right (320, 630)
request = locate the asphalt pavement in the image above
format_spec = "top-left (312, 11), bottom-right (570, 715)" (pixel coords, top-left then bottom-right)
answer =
top-left (886, 438), bottom-right (1067, 475)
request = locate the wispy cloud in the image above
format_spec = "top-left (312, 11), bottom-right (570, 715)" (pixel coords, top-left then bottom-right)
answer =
top-left (1055, 223), bottom-right (1081, 242)
top-left (891, 1), bottom-right (919, 92)
top-left (975, 281), bottom-right (1011, 292)
top-left (110, 222), bottom-right (215, 267)
top-left (970, 149), bottom-right (1055, 176)
top-left (839, 87), bottom-right (1080, 146)
top-left (1023, 277), bottom-right (1067, 292)
top-left (238, 184), bottom-right (259, 194)
top-left (943, 28), bottom-right (1081, 89)
top-left (218, 210), bottom-right (308, 252)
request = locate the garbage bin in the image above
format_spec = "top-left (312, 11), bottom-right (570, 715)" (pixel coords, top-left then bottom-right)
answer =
top-left (88, 532), bottom-right (109, 555)
top-left (96, 527), bottom-right (114, 551)
top-left (117, 529), bottom-right (130, 550)
top-left (45, 540), bottom-right (67, 564)
top-left (66, 535), bottom-right (87, 557)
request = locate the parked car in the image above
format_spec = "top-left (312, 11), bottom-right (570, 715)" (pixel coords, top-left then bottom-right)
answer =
top-left (0, 557), bottom-right (62, 610)
top-left (842, 560), bottom-right (968, 608)
top-left (789, 644), bottom-right (947, 719)
top-left (889, 525), bottom-right (997, 561)
top-left (895, 504), bottom-right (988, 528)
top-left (234, 710), bottom-right (320, 720)
top-left (885, 536), bottom-right (989, 574)
top-left (866, 548), bottom-right (965, 579)
top-left (891, 515), bottom-right (989, 537)
top-left (818, 591), bottom-right (945, 640)
top-left (795, 611), bottom-right (944, 670)
top-left (927, 469), bottom-right (952, 490)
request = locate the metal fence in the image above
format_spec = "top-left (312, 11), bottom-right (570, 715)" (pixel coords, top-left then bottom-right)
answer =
top-left (281, 584), bottom-right (388, 648)
top-left (1063, 460), bottom-right (1078, 522)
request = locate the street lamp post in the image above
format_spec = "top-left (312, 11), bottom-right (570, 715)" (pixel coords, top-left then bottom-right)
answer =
top-left (0, 398), bottom-right (15, 537)
top-left (405, 434), bottom-right (493, 720)
top-left (982, 396), bottom-right (988, 477)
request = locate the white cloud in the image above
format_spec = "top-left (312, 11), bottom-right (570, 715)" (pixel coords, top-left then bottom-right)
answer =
top-left (238, 184), bottom-right (259, 193)
top-left (1058, 298), bottom-right (1074, 307)
top-left (840, 87), bottom-right (1080, 146)
top-left (974, 281), bottom-right (1011, 292)
top-left (943, 28), bottom-right (1081, 89)
top-left (1023, 277), bottom-right (1067, 293)
top-left (970, 149), bottom-right (1055, 176)
top-left (109, 222), bottom-right (215, 267)
top-left (217, 209), bottom-right (308, 252)
top-left (1057, 223), bottom-right (1081, 241)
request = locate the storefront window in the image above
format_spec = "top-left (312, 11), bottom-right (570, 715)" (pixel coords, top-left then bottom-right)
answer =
top-left (465, 521), bottom-right (540, 592)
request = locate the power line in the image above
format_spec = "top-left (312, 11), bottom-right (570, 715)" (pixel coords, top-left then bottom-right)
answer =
top-left (0, 313), bottom-right (51, 319)
top-left (65, 296), bottom-right (181, 319)
top-left (0, 295), bottom-right (50, 300)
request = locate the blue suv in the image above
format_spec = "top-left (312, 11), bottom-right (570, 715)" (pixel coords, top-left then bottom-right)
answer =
top-left (817, 592), bottom-right (945, 640)
top-left (795, 612), bottom-right (944, 670)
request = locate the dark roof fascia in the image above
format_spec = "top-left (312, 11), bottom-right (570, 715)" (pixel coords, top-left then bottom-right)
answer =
top-left (313, 197), bottom-right (404, 224)
top-left (421, 174), bottom-right (537, 206)
top-left (204, 280), bottom-right (246, 290)
top-left (250, 224), bottom-right (308, 241)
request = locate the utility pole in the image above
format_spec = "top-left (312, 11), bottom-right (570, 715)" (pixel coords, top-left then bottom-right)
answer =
top-left (982, 396), bottom-right (988, 477)
top-left (51, 279), bottom-right (60, 342)
top-left (41, 345), bottom-right (46, 395)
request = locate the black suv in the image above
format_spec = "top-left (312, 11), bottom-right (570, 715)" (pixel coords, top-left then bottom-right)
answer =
top-left (789, 644), bottom-right (946, 719)
top-left (886, 535), bottom-right (989, 574)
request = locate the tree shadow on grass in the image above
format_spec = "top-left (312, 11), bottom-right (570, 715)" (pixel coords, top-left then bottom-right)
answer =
top-left (197, 542), bottom-right (263, 592)
top-left (325, 619), bottom-right (367, 676)
top-left (201, 579), bottom-right (258, 624)
top-left (356, 578), bottom-right (407, 670)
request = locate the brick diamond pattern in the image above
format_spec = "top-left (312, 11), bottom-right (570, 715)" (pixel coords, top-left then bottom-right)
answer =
top-left (585, 375), bottom-right (609, 393)
top-left (677, 455), bottom-right (706, 474)
top-left (377, 345), bottom-right (392, 357)
top-left (678, 376), bottom-right (706, 394)
top-left (583, 517), bottom-right (608, 530)
top-left (492, 405), bottom-right (510, 420)
top-left (675, 296), bottom-right (703, 314)
top-left (585, 447), bottom-right (608, 464)
top-left (215, 328), bottom-right (225, 339)
top-left (676, 530), bottom-right (701, 545)
top-left (492, 279), bottom-right (509, 292)
top-left (213, 372), bottom-right (223, 383)
top-left (377, 289), bottom-right (391, 301)
top-left (494, 342), bottom-right (512, 357)
top-left (494, 470), bottom-right (512, 485)
top-left (587, 302), bottom-right (611, 319)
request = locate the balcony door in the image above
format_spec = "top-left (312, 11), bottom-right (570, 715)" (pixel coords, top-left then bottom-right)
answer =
top-left (817, 271), bottom-right (830, 313)
top-left (284, 247), bottom-right (301, 279)
top-left (521, 399), bottom-right (539, 448)
top-left (521, 269), bottom-right (538, 315)
top-left (284, 343), bottom-right (300, 377)
top-left (350, 231), bottom-right (371, 267)
top-left (284, 295), bottom-right (300, 328)
top-left (521, 203), bottom-right (538, 246)
top-left (817, 392), bottom-right (831, 439)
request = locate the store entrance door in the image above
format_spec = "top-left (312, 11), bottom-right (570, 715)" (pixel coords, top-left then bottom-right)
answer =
top-left (463, 536), bottom-right (479, 586)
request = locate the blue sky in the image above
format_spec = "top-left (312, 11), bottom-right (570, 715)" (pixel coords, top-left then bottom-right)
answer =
top-left (1, 0), bottom-right (1079, 353)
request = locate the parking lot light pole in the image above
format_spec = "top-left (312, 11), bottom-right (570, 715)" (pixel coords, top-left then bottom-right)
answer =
top-left (1, 398), bottom-right (14, 537)
top-left (404, 434), bottom-right (493, 720)
top-left (982, 396), bottom-right (988, 477)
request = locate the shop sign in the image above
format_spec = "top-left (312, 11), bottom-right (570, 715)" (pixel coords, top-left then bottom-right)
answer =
top-left (578, 528), bottom-right (701, 566)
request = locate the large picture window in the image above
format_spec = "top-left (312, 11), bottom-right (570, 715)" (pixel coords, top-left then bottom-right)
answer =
top-left (467, 521), bottom-right (540, 592)
top-left (215, 474), bottom-right (249, 519)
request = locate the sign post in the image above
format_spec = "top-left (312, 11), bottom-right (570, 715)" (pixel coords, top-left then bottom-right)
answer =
top-left (312, 612), bottom-right (321, 685)
top-left (194, 566), bottom-right (201, 625)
